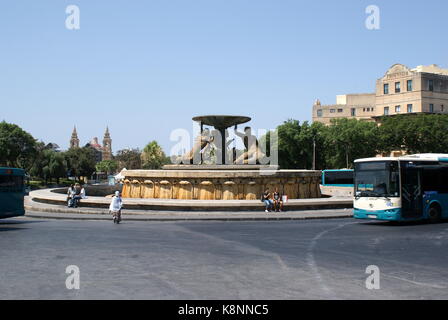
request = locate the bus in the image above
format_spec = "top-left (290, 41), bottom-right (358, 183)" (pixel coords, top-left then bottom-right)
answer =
top-left (353, 154), bottom-right (448, 222)
top-left (320, 169), bottom-right (354, 197)
top-left (0, 167), bottom-right (26, 219)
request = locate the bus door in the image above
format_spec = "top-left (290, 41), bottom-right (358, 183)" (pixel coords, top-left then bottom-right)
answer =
top-left (401, 163), bottom-right (423, 218)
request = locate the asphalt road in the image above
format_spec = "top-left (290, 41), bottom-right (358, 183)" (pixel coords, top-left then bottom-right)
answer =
top-left (1, 214), bottom-right (448, 299)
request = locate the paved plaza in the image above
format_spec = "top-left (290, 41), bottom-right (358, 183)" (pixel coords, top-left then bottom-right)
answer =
top-left (1, 214), bottom-right (448, 299)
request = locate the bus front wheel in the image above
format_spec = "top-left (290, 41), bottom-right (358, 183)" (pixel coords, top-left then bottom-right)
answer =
top-left (428, 205), bottom-right (441, 223)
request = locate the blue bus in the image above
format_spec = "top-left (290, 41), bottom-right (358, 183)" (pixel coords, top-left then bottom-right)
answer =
top-left (0, 167), bottom-right (26, 219)
top-left (320, 169), bottom-right (354, 197)
top-left (321, 169), bottom-right (354, 187)
top-left (354, 154), bottom-right (448, 222)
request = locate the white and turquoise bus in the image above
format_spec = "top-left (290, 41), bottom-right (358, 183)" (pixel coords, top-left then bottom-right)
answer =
top-left (354, 154), bottom-right (448, 222)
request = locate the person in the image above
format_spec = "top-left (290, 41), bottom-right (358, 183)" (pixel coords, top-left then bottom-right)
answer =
top-left (261, 189), bottom-right (273, 213)
top-left (109, 191), bottom-right (123, 224)
top-left (80, 185), bottom-right (87, 199)
top-left (67, 184), bottom-right (75, 207)
top-left (272, 188), bottom-right (284, 212)
top-left (72, 183), bottom-right (82, 208)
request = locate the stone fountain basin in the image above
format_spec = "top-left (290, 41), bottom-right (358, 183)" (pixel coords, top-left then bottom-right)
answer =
top-left (192, 115), bottom-right (251, 129)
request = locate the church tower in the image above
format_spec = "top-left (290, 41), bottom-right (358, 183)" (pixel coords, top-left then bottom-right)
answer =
top-left (102, 127), bottom-right (113, 160)
top-left (70, 126), bottom-right (80, 149)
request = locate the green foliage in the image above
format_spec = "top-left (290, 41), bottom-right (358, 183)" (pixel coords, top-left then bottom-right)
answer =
top-left (28, 143), bottom-right (68, 183)
top-left (115, 148), bottom-right (142, 170)
top-left (268, 120), bottom-right (329, 169)
top-left (64, 147), bottom-right (97, 179)
top-left (323, 118), bottom-right (379, 168)
top-left (141, 141), bottom-right (169, 169)
top-left (378, 114), bottom-right (448, 154)
top-left (0, 121), bottom-right (37, 169)
top-left (96, 160), bottom-right (118, 175)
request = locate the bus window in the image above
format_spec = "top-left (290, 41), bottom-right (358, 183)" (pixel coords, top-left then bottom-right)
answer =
top-left (322, 170), bottom-right (354, 186)
top-left (0, 175), bottom-right (24, 192)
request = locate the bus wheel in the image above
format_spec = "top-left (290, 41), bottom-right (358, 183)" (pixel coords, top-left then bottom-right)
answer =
top-left (428, 205), bottom-right (441, 223)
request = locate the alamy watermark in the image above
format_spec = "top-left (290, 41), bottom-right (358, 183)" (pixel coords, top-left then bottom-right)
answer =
top-left (65, 265), bottom-right (80, 290)
top-left (365, 5), bottom-right (380, 30)
top-left (169, 124), bottom-right (279, 175)
top-left (365, 265), bottom-right (380, 290)
top-left (65, 5), bottom-right (80, 30)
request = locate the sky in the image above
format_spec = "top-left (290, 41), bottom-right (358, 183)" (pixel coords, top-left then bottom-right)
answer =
top-left (1, 0), bottom-right (447, 154)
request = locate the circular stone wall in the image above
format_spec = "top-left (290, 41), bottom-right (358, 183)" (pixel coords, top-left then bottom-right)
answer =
top-left (121, 169), bottom-right (321, 200)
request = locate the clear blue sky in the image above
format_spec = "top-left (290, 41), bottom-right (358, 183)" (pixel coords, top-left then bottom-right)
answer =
top-left (1, 0), bottom-right (447, 153)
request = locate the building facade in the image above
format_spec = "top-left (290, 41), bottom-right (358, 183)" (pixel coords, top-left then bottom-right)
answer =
top-left (312, 93), bottom-right (376, 124)
top-left (313, 64), bottom-right (448, 124)
top-left (376, 64), bottom-right (448, 117)
top-left (69, 127), bottom-right (113, 162)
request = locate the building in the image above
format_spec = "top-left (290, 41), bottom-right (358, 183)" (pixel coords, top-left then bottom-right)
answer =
top-left (312, 93), bottom-right (376, 124)
top-left (69, 127), bottom-right (113, 162)
top-left (375, 64), bottom-right (448, 117)
top-left (313, 64), bottom-right (448, 124)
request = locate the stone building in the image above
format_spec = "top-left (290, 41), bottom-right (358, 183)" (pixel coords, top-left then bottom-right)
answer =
top-left (69, 126), bottom-right (113, 162)
top-left (312, 94), bottom-right (376, 124)
top-left (313, 64), bottom-right (448, 124)
top-left (375, 64), bottom-right (448, 117)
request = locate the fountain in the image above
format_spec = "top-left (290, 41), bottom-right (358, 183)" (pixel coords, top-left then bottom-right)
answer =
top-left (121, 115), bottom-right (321, 200)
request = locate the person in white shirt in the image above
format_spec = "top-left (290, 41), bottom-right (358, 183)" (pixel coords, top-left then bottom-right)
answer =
top-left (109, 191), bottom-right (123, 224)
top-left (80, 186), bottom-right (87, 199)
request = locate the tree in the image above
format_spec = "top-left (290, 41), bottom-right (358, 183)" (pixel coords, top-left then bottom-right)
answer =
top-left (115, 148), bottom-right (142, 170)
top-left (96, 160), bottom-right (118, 175)
top-left (378, 114), bottom-right (448, 154)
top-left (65, 147), bottom-right (97, 180)
top-left (28, 145), bottom-right (67, 184)
top-left (323, 118), bottom-right (379, 169)
top-left (141, 141), bottom-right (169, 169)
top-left (0, 121), bottom-right (37, 169)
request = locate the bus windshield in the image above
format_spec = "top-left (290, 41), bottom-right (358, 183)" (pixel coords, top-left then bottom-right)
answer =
top-left (354, 161), bottom-right (400, 198)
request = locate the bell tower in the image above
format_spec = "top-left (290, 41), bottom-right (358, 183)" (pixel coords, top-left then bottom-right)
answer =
top-left (70, 126), bottom-right (80, 149)
top-left (102, 127), bottom-right (112, 160)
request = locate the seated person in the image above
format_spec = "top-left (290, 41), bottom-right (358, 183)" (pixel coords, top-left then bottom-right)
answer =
top-left (261, 189), bottom-right (274, 213)
top-left (272, 188), bottom-right (284, 212)
top-left (72, 183), bottom-right (83, 208)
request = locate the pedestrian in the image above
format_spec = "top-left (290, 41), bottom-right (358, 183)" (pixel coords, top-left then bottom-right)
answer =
top-left (109, 191), bottom-right (123, 224)
top-left (261, 188), bottom-right (273, 213)
top-left (67, 184), bottom-right (75, 207)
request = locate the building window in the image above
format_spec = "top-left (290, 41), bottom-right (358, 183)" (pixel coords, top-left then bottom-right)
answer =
top-left (442, 105), bottom-right (445, 112)
top-left (395, 82), bottom-right (401, 93)
top-left (407, 80), bottom-right (413, 91)
top-left (384, 83), bottom-right (389, 94)
top-left (395, 105), bottom-right (401, 113)
top-left (330, 109), bottom-right (336, 113)
top-left (429, 104), bottom-right (434, 113)
top-left (317, 109), bottom-right (323, 117)
top-left (407, 104), bottom-right (413, 113)
top-left (429, 80), bottom-right (434, 91)
top-left (337, 109), bottom-right (343, 113)
top-left (351, 108), bottom-right (356, 117)
top-left (384, 107), bottom-right (389, 115)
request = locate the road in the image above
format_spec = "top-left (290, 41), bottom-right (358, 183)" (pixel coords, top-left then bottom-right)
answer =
top-left (1, 213), bottom-right (448, 299)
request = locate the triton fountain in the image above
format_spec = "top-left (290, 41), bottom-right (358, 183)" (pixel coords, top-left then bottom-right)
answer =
top-left (121, 115), bottom-right (321, 200)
